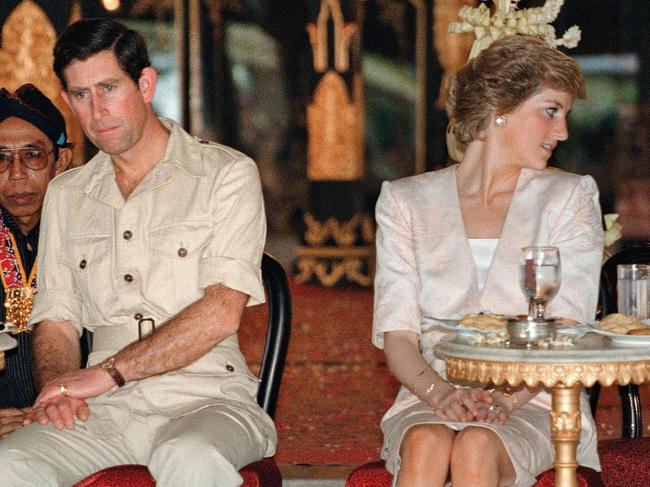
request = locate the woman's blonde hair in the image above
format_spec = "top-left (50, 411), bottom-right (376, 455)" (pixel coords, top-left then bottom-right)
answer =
top-left (446, 35), bottom-right (586, 145)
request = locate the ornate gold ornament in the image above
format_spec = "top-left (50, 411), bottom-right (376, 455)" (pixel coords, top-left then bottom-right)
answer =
top-left (444, 357), bottom-right (650, 388)
top-left (550, 409), bottom-right (581, 437)
top-left (297, 212), bottom-right (375, 286)
top-left (4, 287), bottom-right (35, 334)
top-left (303, 212), bottom-right (374, 247)
top-left (549, 384), bottom-right (582, 485)
top-left (307, 72), bottom-right (364, 181)
top-left (307, 0), bottom-right (358, 73)
top-left (295, 250), bottom-right (375, 287)
top-left (449, 0), bottom-right (581, 60)
top-left (0, 0), bottom-right (84, 165)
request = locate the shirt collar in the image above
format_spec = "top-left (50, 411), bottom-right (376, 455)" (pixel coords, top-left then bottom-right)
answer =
top-left (157, 118), bottom-right (207, 178)
top-left (61, 118), bottom-right (207, 208)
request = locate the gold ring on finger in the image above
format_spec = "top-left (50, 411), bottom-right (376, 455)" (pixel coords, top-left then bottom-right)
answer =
top-left (58, 384), bottom-right (69, 396)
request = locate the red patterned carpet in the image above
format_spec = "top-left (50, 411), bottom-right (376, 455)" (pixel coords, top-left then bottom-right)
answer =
top-left (239, 277), bottom-right (650, 468)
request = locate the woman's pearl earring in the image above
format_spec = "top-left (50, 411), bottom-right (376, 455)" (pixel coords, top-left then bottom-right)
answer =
top-left (495, 115), bottom-right (507, 127)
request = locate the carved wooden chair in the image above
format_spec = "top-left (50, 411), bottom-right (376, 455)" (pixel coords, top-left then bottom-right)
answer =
top-left (73, 253), bottom-right (292, 487)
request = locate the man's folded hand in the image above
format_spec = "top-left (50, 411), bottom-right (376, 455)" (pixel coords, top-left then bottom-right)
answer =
top-left (0, 407), bottom-right (30, 438)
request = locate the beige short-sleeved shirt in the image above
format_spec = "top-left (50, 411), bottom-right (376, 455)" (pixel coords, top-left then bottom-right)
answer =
top-left (29, 119), bottom-right (272, 428)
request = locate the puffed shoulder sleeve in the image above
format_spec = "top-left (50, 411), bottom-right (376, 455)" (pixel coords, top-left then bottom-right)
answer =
top-left (548, 174), bottom-right (604, 323)
top-left (29, 185), bottom-right (84, 334)
top-left (199, 156), bottom-right (266, 306)
top-left (372, 181), bottom-right (421, 349)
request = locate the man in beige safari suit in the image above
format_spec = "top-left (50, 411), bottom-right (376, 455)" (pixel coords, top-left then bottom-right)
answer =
top-left (0, 18), bottom-right (275, 487)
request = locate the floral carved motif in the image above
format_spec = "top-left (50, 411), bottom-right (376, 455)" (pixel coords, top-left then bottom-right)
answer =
top-left (445, 357), bottom-right (650, 388)
top-left (550, 410), bottom-right (581, 438)
top-left (295, 254), bottom-right (374, 287)
top-left (304, 212), bottom-right (374, 247)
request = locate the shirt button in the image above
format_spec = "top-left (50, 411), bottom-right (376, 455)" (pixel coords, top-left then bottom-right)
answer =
top-left (79, 260), bottom-right (87, 269)
top-left (124, 274), bottom-right (134, 283)
top-left (123, 230), bottom-right (133, 240)
top-left (134, 313), bottom-right (143, 320)
top-left (226, 364), bottom-right (235, 372)
top-left (177, 247), bottom-right (188, 258)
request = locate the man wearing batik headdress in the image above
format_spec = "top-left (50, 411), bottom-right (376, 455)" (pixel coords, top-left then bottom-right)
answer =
top-left (0, 84), bottom-right (71, 438)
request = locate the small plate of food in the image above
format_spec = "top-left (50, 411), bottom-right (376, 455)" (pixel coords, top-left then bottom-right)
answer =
top-left (590, 313), bottom-right (650, 345)
top-left (423, 313), bottom-right (509, 338)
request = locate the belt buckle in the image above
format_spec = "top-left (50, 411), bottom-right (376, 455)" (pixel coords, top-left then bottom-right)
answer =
top-left (137, 318), bottom-right (156, 340)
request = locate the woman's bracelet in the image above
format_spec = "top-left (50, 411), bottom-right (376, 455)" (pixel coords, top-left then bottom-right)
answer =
top-left (423, 382), bottom-right (437, 401)
top-left (412, 369), bottom-right (440, 403)
top-left (497, 386), bottom-right (519, 410)
top-left (412, 369), bottom-right (428, 396)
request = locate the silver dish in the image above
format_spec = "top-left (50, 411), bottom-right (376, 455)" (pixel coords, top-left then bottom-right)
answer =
top-left (507, 317), bottom-right (557, 346)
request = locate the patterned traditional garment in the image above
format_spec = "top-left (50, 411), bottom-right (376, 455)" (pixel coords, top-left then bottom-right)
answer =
top-left (0, 205), bottom-right (38, 408)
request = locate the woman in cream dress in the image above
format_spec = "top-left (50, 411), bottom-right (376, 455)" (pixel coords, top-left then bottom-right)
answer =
top-left (373, 36), bottom-right (603, 487)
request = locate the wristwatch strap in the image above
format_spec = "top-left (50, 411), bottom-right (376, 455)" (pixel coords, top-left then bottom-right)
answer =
top-left (100, 357), bottom-right (126, 387)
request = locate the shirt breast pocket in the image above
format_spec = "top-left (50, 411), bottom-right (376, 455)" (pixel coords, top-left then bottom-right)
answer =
top-left (148, 223), bottom-right (213, 308)
top-left (58, 235), bottom-right (112, 323)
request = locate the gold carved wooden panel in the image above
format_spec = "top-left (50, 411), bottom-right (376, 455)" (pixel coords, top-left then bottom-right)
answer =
top-left (0, 0), bottom-right (84, 166)
top-left (307, 72), bottom-right (364, 181)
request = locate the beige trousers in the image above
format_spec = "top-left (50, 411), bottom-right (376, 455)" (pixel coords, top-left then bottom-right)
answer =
top-left (0, 399), bottom-right (274, 487)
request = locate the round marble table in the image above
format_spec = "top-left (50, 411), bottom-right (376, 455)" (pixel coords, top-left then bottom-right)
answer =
top-left (434, 333), bottom-right (650, 487)
top-left (0, 333), bottom-right (18, 370)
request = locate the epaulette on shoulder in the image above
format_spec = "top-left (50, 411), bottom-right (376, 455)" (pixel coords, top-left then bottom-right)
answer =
top-left (196, 138), bottom-right (219, 146)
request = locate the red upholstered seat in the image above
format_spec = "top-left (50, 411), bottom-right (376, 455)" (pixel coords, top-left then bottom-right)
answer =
top-left (344, 461), bottom-right (604, 487)
top-left (72, 459), bottom-right (282, 487)
top-left (344, 461), bottom-right (389, 487)
top-left (598, 437), bottom-right (650, 487)
top-left (535, 468), bottom-right (602, 487)
top-left (239, 458), bottom-right (283, 487)
top-left (72, 465), bottom-right (154, 487)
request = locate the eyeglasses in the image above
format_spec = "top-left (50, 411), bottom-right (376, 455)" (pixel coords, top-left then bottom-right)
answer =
top-left (0, 147), bottom-right (55, 173)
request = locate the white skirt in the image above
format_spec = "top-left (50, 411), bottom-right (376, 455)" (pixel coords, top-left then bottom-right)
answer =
top-left (380, 396), bottom-right (600, 487)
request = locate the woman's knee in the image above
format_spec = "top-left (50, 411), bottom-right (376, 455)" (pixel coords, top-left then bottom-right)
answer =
top-left (400, 423), bottom-right (454, 459)
top-left (451, 426), bottom-right (502, 467)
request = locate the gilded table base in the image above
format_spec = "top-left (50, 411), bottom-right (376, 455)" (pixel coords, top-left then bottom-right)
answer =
top-left (444, 356), bottom-right (650, 487)
top-left (0, 352), bottom-right (4, 370)
top-left (551, 385), bottom-right (581, 487)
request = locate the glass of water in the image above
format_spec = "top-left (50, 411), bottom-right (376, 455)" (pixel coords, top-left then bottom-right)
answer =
top-left (519, 246), bottom-right (561, 320)
top-left (617, 264), bottom-right (650, 319)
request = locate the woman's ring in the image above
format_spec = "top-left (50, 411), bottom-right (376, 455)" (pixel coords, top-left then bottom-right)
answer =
top-left (489, 404), bottom-right (501, 413)
top-left (58, 384), bottom-right (69, 396)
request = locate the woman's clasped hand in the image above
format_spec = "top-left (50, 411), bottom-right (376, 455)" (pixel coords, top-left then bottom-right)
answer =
top-left (428, 384), bottom-right (511, 424)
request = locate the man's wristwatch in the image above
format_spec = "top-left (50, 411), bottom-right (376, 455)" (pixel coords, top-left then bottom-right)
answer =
top-left (99, 357), bottom-right (126, 387)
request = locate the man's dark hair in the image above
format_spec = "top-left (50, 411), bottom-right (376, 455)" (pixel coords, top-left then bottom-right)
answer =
top-left (54, 18), bottom-right (151, 89)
